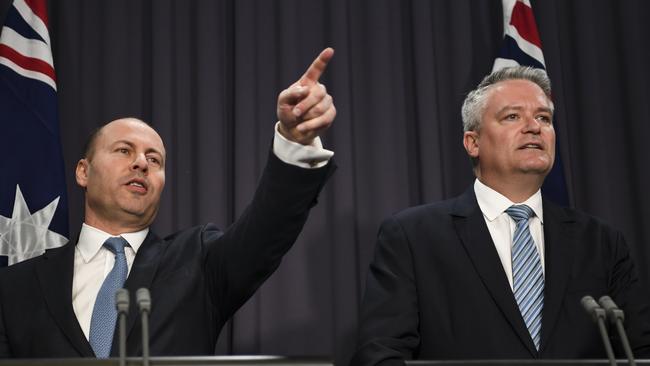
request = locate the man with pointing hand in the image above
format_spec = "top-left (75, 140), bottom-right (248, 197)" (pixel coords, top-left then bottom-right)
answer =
top-left (0, 48), bottom-right (337, 358)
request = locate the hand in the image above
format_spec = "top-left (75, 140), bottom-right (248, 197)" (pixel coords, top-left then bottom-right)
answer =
top-left (277, 48), bottom-right (336, 145)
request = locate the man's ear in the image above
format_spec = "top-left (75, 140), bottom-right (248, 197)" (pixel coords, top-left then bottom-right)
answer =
top-left (75, 159), bottom-right (89, 188)
top-left (463, 131), bottom-right (480, 158)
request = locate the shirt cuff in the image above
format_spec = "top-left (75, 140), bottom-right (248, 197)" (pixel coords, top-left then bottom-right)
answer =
top-left (272, 122), bottom-right (334, 169)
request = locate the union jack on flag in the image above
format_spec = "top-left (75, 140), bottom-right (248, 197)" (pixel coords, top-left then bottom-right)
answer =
top-left (492, 0), bottom-right (570, 206)
top-left (0, 0), bottom-right (69, 266)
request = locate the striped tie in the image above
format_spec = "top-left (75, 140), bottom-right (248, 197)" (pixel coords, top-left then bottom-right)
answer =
top-left (506, 204), bottom-right (544, 351)
top-left (89, 236), bottom-right (129, 358)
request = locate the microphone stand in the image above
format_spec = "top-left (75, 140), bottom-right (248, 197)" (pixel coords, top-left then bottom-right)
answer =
top-left (136, 288), bottom-right (152, 366)
top-left (115, 289), bottom-right (130, 366)
top-left (581, 295), bottom-right (616, 366)
top-left (600, 295), bottom-right (636, 366)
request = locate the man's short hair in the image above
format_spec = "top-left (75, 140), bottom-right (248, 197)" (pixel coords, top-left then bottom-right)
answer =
top-left (82, 126), bottom-right (103, 159)
top-left (461, 66), bottom-right (554, 133)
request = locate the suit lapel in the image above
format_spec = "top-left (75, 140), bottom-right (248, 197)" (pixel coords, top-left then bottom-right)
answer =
top-left (120, 231), bottom-right (164, 344)
top-left (452, 188), bottom-right (538, 356)
top-left (539, 200), bottom-right (575, 352)
top-left (35, 242), bottom-right (95, 357)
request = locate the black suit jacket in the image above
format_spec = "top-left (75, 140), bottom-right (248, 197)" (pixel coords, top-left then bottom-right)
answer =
top-left (352, 187), bottom-right (650, 365)
top-left (0, 152), bottom-right (334, 358)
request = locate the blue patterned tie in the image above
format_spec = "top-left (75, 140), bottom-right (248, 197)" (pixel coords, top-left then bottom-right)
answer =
top-left (506, 205), bottom-right (544, 351)
top-left (89, 236), bottom-right (129, 358)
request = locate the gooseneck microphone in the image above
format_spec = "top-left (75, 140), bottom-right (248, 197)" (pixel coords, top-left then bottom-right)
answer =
top-left (599, 295), bottom-right (636, 366)
top-left (115, 288), bottom-right (130, 366)
top-left (581, 295), bottom-right (616, 366)
top-left (136, 288), bottom-right (152, 366)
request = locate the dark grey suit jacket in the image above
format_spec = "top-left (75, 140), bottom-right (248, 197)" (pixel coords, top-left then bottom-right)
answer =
top-left (0, 152), bottom-right (334, 358)
top-left (352, 187), bottom-right (650, 365)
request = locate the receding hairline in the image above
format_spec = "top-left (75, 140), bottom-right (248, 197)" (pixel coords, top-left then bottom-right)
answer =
top-left (484, 78), bottom-right (554, 112)
top-left (83, 117), bottom-right (160, 159)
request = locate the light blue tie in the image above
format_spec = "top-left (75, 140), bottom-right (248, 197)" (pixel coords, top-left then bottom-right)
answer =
top-left (89, 236), bottom-right (129, 358)
top-left (506, 204), bottom-right (544, 351)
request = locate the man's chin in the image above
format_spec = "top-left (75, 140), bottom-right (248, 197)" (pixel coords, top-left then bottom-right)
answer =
top-left (519, 165), bottom-right (552, 176)
top-left (519, 158), bottom-right (553, 174)
top-left (120, 207), bottom-right (156, 226)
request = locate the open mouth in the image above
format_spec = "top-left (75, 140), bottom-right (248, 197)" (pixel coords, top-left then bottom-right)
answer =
top-left (125, 178), bottom-right (148, 193)
top-left (519, 143), bottom-right (543, 150)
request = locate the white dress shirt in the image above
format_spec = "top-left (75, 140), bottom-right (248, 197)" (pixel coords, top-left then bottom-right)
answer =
top-left (72, 126), bottom-right (333, 340)
top-left (473, 179), bottom-right (545, 290)
top-left (72, 224), bottom-right (148, 340)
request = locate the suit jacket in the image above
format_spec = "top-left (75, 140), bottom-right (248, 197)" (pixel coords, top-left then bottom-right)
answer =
top-left (0, 152), bottom-right (334, 358)
top-left (352, 187), bottom-right (650, 365)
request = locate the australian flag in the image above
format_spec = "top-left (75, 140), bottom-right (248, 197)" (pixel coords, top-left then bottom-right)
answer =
top-left (0, 0), bottom-right (68, 266)
top-left (493, 0), bottom-right (570, 206)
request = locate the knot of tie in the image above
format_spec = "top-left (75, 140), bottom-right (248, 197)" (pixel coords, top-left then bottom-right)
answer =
top-left (505, 204), bottom-right (535, 223)
top-left (103, 236), bottom-right (128, 255)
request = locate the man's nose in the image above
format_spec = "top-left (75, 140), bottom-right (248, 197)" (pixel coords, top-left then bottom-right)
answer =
top-left (131, 153), bottom-right (148, 172)
top-left (523, 116), bottom-right (542, 133)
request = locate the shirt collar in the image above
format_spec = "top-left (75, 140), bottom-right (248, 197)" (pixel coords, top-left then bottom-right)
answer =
top-left (474, 178), bottom-right (544, 223)
top-left (77, 223), bottom-right (149, 263)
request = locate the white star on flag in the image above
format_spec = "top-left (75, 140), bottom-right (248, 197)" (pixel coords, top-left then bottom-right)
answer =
top-left (0, 185), bottom-right (68, 265)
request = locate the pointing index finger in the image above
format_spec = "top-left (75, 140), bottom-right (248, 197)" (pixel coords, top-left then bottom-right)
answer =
top-left (298, 47), bottom-right (334, 86)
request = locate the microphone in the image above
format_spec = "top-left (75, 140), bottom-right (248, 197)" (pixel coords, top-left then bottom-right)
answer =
top-left (599, 295), bottom-right (636, 366)
top-left (581, 295), bottom-right (616, 366)
top-left (136, 288), bottom-right (152, 366)
top-left (115, 288), bottom-right (130, 366)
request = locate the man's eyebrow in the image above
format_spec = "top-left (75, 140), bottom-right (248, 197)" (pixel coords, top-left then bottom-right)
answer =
top-left (112, 140), bottom-right (164, 157)
top-left (495, 105), bottom-right (553, 115)
top-left (112, 140), bottom-right (135, 148)
top-left (495, 105), bottom-right (524, 115)
top-left (144, 147), bottom-right (163, 155)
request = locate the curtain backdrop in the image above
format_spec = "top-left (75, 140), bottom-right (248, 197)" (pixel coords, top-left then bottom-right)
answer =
top-left (1, 1), bottom-right (649, 364)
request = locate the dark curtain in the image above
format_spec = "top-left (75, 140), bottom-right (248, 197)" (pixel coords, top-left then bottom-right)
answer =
top-left (1, 0), bottom-right (649, 364)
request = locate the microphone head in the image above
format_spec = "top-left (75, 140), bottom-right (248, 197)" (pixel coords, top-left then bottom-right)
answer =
top-left (581, 295), bottom-right (598, 310)
top-left (598, 295), bottom-right (625, 322)
top-left (136, 287), bottom-right (152, 312)
top-left (115, 288), bottom-right (130, 314)
top-left (598, 295), bottom-right (617, 310)
top-left (581, 295), bottom-right (605, 322)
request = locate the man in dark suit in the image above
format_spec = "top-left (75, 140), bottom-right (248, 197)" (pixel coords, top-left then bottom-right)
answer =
top-left (352, 66), bottom-right (650, 365)
top-left (0, 48), bottom-right (337, 358)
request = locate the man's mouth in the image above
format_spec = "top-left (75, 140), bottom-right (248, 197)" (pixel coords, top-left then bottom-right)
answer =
top-left (125, 178), bottom-right (148, 193)
top-left (519, 143), bottom-right (543, 150)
